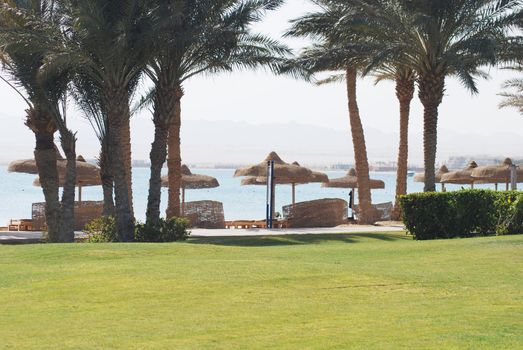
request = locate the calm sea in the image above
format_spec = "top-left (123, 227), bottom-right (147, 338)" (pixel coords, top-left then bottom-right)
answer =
top-left (0, 167), bottom-right (503, 224)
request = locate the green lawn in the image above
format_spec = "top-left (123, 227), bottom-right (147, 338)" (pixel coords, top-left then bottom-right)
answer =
top-left (0, 232), bottom-right (522, 349)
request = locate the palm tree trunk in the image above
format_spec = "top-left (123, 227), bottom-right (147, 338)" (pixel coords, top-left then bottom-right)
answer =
top-left (166, 89), bottom-right (184, 219)
top-left (106, 91), bottom-right (134, 241)
top-left (345, 67), bottom-right (374, 224)
top-left (99, 135), bottom-right (115, 217)
top-left (58, 127), bottom-right (76, 242)
top-left (418, 73), bottom-right (445, 192)
top-left (121, 116), bottom-right (134, 218)
top-left (392, 72), bottom-right (415, 220)
top-left (147, 121), bottom-right (169, 223)
top-left (147, 81), bottom-right (177, 224)
top-left (34, 134), bottom-right (62, 241)
top-left (27, 108), bottom-right (62, 241)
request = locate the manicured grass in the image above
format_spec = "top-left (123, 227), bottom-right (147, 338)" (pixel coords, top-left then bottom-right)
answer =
top-left (0, 232), bottom-right (522, 349)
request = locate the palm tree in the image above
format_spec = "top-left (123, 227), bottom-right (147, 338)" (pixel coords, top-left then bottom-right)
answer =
top-left (0, 0), bottom-right (76, 242)
top-left (500, 66), bottom-right (523, 114)
top-left (143, 0), bottom-right (288, 223)
top-left (286, 3), bottom-right (378, 223)
top-left (51, 0), bottom-right (153, 240)
top-left (351, 0), bottom-right (522, 191)
top-left (373, 67), bottom-right (415, 220)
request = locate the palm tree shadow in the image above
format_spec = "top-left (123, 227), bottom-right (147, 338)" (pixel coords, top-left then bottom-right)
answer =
top-left (187, 232), bottom-right (409, 247)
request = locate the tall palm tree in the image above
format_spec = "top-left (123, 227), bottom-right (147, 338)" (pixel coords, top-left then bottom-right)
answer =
top-left (286, 2), bottom-right (378, 223)
top-left (351, 0), bottom-right (522, 191)
top-left (373, 67), bottom-right (415, 219)
top-left (144, 0), bottom-right (288, 223)
top-left (0, 0), bottom-right (76, 242)
top-left (51, 0), bottom-right (153, 240)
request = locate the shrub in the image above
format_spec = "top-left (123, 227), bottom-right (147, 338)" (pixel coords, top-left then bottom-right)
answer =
top-left (134, 218), bottom-right (190, 242)
top-left (495, 193), bottom-right (523, 235)
top-left (400, 190), bottom-right (523, 240)
top-left (83, 216), bottom-right (118, 243)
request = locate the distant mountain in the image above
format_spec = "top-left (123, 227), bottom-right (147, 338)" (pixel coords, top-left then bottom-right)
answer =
top-left (179, 119), bottom-right (523, 166)
top-left (1, 118), bottom-right (521, 166)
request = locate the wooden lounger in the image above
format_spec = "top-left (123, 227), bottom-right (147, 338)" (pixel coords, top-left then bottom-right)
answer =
top-left (8, 219), bottom-right (34, 232)
top-left (225, 220), bottom-right (264, 229)
top-left (225, 220), bottom-right (287, 229)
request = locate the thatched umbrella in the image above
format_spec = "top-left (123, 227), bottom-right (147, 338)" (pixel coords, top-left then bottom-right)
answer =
top-left (32, 156), bottom-right (101, 202)
top-left (235, 152), bottom-right (313, 221)
top-left (241, 161), bottom-right (329, 205)
top-left (471, 158), bottom-right (523, 190)
top-left (161, 165), bottom-right (219, 214)
top-left (321, 168), bottom-right (385, 216)
top-left (234, 152), bottom-right (313, 179)
top-left (441, 161), bottom-right (479, 188)
top-left (322, 168), bottom-right (385, 190)
top-left (413, 165), bottom-right (449, 191)
top-left (7, 146), bottom-right (65, 174)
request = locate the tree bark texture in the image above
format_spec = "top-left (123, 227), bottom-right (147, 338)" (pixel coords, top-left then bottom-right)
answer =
top-left (418, 72), bottom-right (445, 192)
top-left (392, 71), bottom-right (415, 220)
top-left (166, 88), bottom-right (184, 219)
top-left (147, 122), bottom-right (169, 223)
top-left (99, 134), bottom-right (115, 217)
top-left (121, 115), bottom-right (134, 218)
top-left (146, 76), bottom-right (178, 224)
top-left (345, 68), bottom-right (374, 224)
top-left (105, 89), bottom-right (135, 241)
top-left (26, 108), bottom-right (62, 242)
top-left (59, 127), bottom-right (77, 242)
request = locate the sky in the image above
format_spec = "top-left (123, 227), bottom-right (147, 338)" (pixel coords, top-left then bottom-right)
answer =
top-left (0, 0), bottom-right (522, 165)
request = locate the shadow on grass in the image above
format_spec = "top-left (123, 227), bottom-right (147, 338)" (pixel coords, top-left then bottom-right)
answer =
top-left (188, 232), bottom-right (410, 247)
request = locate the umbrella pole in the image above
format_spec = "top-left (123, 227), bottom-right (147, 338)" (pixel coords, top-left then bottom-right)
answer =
top-left (182, 187), bottom-right (185, 216)
top-left (78, 185), bottom-right (82, 204)
top-left (495, 183), bottom-right (498, 191)
top-left (471, 182), bottom-right (474, 190)
top-left (351, 188), bottom-right (355, 220)
top-left (292, 183), bottom-right (296, 205)
top-left (506, 182), bottom-right (509, 191)
top-left (271, 182), bottom-right (276, 224)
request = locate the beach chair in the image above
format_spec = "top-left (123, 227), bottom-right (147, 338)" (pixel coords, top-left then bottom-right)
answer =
top-left (184, 200), bottom-right (225, 229)
top-left (283, 199), bottom-right (348, 228)
top-left (8, 219), bottom-right (33, 231)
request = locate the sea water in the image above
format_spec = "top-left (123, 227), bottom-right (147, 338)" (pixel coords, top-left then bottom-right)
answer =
top-left (0, 167), bottom-right (504, 224)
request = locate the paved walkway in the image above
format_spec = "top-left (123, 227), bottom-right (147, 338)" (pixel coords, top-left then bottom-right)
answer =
top-left (0, 231), bottom-right (45, 244)
top-left (190, 224), bottom-right (404, 237)
top-left (0, 223), bottom-right (405, 243)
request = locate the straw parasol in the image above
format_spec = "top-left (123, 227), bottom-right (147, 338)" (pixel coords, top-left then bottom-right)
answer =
top-left (413, 165), bottom-right (449, 191)
top-left (234, 152), bottom-right (312, 179)
top-left (235, 152), bottom-right (314, 222)
top-left (413, 165), bottom-right (449, 183)
top-left (441, 161), bottom-right (479, 188)
top-left (161, 165), bottom-right (220, 214)
top-left (240, 161), bottom-right (329, 205)
top-left (471, 158), bottom-right (523, 190)
top-left (321, 168), bottom-right (385, 190)
top-left (32, 156), bottom-right (101, 202)
top-left (7, 146), bottom-right (65, 174)
top-left (321, 168), bottom-right (385, 217)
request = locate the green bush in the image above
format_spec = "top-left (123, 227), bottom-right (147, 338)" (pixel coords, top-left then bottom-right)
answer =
top-left (495, 193), bottom-right (523, 235)
top-left (83, 216), bottom-right (118, 243)
top-left (134, 218), bottom-right (190, 242)
top-left (400, 190), bottom-right (523, 240)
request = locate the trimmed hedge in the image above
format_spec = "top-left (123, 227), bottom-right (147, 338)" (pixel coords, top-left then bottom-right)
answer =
top-left (399, 190), bottom-right (523, 240)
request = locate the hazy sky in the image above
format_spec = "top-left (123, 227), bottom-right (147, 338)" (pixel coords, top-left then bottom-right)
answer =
top-left (0, 0), bottom-right (522, 164)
